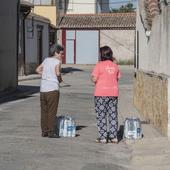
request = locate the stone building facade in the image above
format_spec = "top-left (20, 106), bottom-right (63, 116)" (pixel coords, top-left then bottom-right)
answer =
top-left (134, 0), bottom-right (170, 136)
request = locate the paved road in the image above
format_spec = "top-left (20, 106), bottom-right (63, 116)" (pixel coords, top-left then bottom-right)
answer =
top-left (0, 65), bottom-right (169, 170)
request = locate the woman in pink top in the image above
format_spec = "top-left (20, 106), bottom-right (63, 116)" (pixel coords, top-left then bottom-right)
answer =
top-left (91, 46), bottom-right (121, 143)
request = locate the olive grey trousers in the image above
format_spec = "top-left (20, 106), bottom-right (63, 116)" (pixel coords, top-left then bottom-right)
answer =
top-left (40, 90), bottom-right (60, 134)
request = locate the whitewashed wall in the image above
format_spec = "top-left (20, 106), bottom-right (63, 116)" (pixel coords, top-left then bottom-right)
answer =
top-left (135, 5), bottom-right (148, 69)
top-left (67, 0), bottom-right (96, 14)
top-left (134, 2), bottom-right (170, 136)
top-left (137, 3), bottom-right (170, 76)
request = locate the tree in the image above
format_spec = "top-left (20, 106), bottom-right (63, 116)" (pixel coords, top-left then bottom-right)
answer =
top-left (110, 3), bottom-right (135, 13)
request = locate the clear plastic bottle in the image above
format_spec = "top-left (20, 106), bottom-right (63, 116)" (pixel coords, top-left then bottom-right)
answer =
top-left (59, 118), bottom-right (64, 137)
top-left (124, 117), bottom-right (141, 139)
top-left (71, 119), bottom-right (76, 137)
top-left (67, 117), bottom-right (72, 137)
top-left (63, 118), bottom-right (68, 137)
top-left (137, 127), bottom-right (141, 138)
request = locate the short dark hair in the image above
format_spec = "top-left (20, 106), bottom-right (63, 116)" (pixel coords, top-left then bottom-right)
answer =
top-left (100, 46), bottom-right (113, 61)
top-left (50, 44), bottom-right (64, 56)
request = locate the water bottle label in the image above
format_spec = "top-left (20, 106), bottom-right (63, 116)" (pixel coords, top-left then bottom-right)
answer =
top-left (137, 128), bottom-right (140, 133)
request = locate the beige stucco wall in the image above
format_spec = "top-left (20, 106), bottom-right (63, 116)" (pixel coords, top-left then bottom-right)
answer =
top-left (33, 6), bottom-right (56, 25)
top-left (0, 0), bottom-right (18, 92)
top-left (100, 30), bottom-right (135, 62)
top-left (134, 71), bottom-right (170, 136)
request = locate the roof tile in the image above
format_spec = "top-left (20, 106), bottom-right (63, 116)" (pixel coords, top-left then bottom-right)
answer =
top-left (59, 13), bottom-right (136, 29)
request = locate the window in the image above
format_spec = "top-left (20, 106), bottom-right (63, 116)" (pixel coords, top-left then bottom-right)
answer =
top-left (29, 0), bottom-right (56, 6)
top-left (58, 0), bottom-right (63, 9)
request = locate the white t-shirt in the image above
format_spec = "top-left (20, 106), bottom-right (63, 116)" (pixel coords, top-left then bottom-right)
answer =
top-left (40, 57), bottom-right (61, 92)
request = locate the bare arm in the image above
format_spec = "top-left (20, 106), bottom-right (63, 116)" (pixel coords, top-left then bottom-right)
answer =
top-left (55, 63), bottom-right (63, 83)
top-left (91, 75), bottom-right (98, 83)
top-left (35, 64), bottom-right (43, 75)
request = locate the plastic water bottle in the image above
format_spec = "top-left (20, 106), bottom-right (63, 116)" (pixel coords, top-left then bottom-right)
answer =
top-left (67, 117), bottom-right (72, 137)
top-left (124, 117), bottom-right (142, 139)
top-left (59, 118), bottom-right (64, 137)
top-left (63, 118), bottom-right (68, 137)
top-left (71, 119), bottom-right (76, 137)
top-left (137, 127), bottom-right (141, 138)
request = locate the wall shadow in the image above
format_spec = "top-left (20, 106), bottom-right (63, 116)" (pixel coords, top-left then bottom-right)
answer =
top-left (0, 85), bottom-right (40, 104)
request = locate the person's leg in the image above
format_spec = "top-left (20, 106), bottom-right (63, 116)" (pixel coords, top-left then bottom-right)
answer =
top-left (46, 90), bottom-right (60, 136)
top-left (40, 92), bottom-right (48, 137)
top-left (95, 96), bottom-right (107, 141)
top-left (108, 97), bottom-right (118, 140)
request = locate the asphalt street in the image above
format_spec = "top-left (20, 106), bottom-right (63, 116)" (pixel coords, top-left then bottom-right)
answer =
top-left (0, 65), bottom-right (170, 170)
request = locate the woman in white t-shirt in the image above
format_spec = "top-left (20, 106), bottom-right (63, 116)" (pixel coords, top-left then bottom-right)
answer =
top-left (36, 44), bottom-right (64, 138)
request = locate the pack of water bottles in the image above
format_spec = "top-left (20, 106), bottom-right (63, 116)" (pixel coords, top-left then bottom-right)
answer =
top-left (124, 117), bottom-right (142, 139)
top-left (56, 116), bottom-right (76, 137)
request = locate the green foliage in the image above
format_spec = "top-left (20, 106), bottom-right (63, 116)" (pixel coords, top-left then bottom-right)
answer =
top-left (118, 59), bottom-right (134, 65)
top-left (110, 3), bottom-right (135, 13)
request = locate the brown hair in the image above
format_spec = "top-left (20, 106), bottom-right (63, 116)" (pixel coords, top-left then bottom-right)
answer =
top-left (100, 46), bottom-right (113, 61)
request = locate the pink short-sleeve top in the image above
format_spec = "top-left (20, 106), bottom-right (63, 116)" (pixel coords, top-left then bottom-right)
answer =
top-left (91, 60), bottom-right (121, 96)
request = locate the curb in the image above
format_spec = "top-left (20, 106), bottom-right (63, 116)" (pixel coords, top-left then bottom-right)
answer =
top-left (18, 75), bottom-right (41, 82)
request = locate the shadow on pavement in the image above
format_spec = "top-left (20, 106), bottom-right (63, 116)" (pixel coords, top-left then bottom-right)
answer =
top-left (62, 67), bottom-right (84, 75)
top-left (76, 125), bottom-right (88, 131)
top-left (0, 85), bottom-right (40, 104)
top-left (75, 126), bottom-right (88, 137)
top-left (117, 125), bottom-right (124, 142)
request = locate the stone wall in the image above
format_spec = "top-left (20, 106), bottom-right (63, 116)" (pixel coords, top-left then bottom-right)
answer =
top-left (134, 70), bottom-right (170, 136)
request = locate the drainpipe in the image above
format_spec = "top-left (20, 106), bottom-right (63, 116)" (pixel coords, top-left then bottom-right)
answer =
top-left (23, 9), bottom-right (31, 75)
top-left (95, 0), bottom-right (98, 13)
top-left (16, 0), bottom-right (20, 85)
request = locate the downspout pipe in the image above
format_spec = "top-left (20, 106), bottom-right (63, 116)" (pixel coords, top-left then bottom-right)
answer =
top-left (95, 0), bottom-right (98, 13)
top-left (17, 0), bottom-right (20, 85)
top-left (23, 9), bottom-right (31, 75)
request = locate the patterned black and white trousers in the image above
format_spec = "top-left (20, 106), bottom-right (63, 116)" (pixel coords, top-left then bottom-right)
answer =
top-left (94, 96), bottom-right (118, 140)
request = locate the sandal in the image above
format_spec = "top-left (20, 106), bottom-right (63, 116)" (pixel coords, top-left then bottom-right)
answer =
top-left (95, 138), bottom-right (107, 144)
top-left (42, 131), bottom-right (48, 137)
top-left (109, 138), bottom-right (118, 144)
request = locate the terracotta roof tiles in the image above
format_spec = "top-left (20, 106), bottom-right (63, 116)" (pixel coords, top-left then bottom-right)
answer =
top-left (59, 13), bottom-right (136, 30)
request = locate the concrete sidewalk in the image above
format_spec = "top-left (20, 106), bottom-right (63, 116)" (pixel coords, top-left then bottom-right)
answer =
top-left (0, 65), bottom-right (170, 170)
top-left (18, 74), bottom-right (41, 82)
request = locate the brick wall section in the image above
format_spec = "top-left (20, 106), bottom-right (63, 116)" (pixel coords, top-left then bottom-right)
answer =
top-left (134, 71), bottom-right (168, 136)
top-left (144, 0), bottom-right (153, 29)
top-left (143, 0), bottom-right (160, 30)
top-left (148, 0), bottom-right (160, 17)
